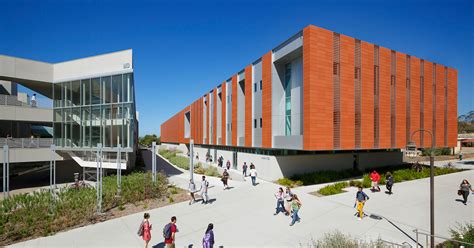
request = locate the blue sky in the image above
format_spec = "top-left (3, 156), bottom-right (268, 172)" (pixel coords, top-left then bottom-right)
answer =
top-left (1, 0), bottom-right (472, 136)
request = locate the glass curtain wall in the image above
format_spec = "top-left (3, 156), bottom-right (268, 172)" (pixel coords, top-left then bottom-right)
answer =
top-left (53, 73), bottom-right (135, 149)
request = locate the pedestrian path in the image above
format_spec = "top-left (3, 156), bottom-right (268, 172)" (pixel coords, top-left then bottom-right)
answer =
top-left (9, 156), bottom-right (474, 247)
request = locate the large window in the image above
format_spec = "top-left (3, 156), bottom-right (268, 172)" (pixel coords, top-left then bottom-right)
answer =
top-left (53, 73), bottom-right (135, 149)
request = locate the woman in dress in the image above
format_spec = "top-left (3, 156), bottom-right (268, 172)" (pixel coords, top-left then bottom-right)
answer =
top-left (142, 213), bottom-right (152, 248)
top-left (202, 223), bottom-right (215, 248)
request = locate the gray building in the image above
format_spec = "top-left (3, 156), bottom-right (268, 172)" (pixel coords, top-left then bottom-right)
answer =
top-left (0, 50), bottom-right (138, 173)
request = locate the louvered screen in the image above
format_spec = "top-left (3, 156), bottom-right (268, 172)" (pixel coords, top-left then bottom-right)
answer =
top-left (406, 56), bottom-right (411, 144)
top-left (420, 60), bottom-right (425, 147)
top-left (374, 46), bottom-right (380, 148)
top-left (355, 40), bottom-right (361, 149)
top-left (444, 67), bottom-right (448, 147)
top-left (391, 50), bottom-right (396, 148)
top-left (432, 64), bottom-right (437, 147)
top-left (333, 33), bottom-right (341, 149)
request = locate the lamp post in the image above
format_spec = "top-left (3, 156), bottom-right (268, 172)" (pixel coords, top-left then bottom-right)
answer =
top-left (152, 142), bottom-right (156, 183)
top-left (408, 129), bottom-right (435, 248)
top-left (189, 139), bottom-right (194, 182)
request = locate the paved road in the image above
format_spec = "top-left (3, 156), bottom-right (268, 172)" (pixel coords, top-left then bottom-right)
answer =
top-left (9, 155), bottom-right (474, 248)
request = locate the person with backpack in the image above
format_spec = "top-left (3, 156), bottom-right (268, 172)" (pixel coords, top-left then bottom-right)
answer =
top-left (385, 172), bottom-right (394, 195)
top-left (273, 187), bottom-right (287, 215)
top-left (289, 194), bottom-right (302, 226)
top-left (200, 175), bottom-right (210, 204)
top-left (202, 223), bottom-right (215, 248)
top-left (163, 216), bottom-right (177, 248)
top-left (355, 186), bottom-right (369, 220)
top-left (137, 213), bottom-right (152, 248)
top-left (221, 169), bottom-right (229, 190)
top-left (370, 170), bottom-right (381, 192)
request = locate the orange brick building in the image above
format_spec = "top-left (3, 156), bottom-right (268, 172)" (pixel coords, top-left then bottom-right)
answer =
top-left (161, 25), bottom-right (457, 179)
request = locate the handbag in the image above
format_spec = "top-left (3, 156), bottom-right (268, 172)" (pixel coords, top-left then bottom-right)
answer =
top-left (457, 190), bottom-right (463, 196)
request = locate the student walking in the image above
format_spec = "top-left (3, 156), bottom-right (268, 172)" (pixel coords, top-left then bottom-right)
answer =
top-left (221, 169), bottom-right (230, 189)
top-left (249, 166), bottom-right (258, 186)
top-left (459, 179), bottom-right (474, 205)
top-left (385, 172), bottom-right (394, 195)
top-left (164, 216), bottom-right (177, 248)
top-left (242, 162), bottom-right (248, 177)
top-left (226, 160), bottom-right (231, 170)
top-left (137, 213), bottom-right (152, 248)
top-left (274, 187), bottom-right (287, 215)
top-left (200, 176), bottom-right (210, 204)
top-left (370, 170), bottom-right (381, 192)
top-left (284, 187), bottom-right (294, 215)
top-left (289, 194), bottom-right (302, 226)
top-left (202, 223), bottom-right (215, 248)
top-left (188, 179), bottom-right (197, 205)
top-left (355, 186), bottom-right (369, 220)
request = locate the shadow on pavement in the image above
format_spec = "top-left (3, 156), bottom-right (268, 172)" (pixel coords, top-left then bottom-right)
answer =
top-left (141, 149), bottom-right (183, 177)
top-left (152, 242), bottom-right (165, 248)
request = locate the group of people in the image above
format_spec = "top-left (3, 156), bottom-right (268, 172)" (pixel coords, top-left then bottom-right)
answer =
top-left (370, 170), bottom-right (394, 195)
top-left (217, 156), bottom-right (232, 170)
top-left (138, 214), bottom-right (215, 248)
top-left (188, 175), bottom-right (211, 205)
top-left (242, 162), bottom-right (258, 186)
top-left (273, 187), bottom-right (302, 226)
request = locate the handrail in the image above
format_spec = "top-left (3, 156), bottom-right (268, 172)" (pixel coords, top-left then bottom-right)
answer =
top-left (413, 229), bottom-right (474, 247)
top-left (0, 138), bottom-right (53, 148)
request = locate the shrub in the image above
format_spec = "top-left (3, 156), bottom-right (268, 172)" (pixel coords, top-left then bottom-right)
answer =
top-left (277, 178), bottom-right (303, 188)
top-left (168, 156), bottom-right (190, 170)
top-left (0, 172), bottom-right (169, 245)
top-left (204, 166), bottom-right (220, 177)
top-left (291, 169), bottom-right (362, 186)
top-left (318, 182), bottom-right (349, 196)
top-left (349, 180), bottom-right (363, 188)
top-left (421, 147), bottom-right (452, 156)
top-left (307, 231), bottom-right (389, 248)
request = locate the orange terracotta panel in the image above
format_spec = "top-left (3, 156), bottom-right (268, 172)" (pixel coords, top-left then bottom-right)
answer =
top-left (447, 68), bottom-right (458, 147)
top-left (213, 88), bottom-right (217, 145)
top-left (396, 52), bottom-right (407, 148)
top-left (221, 82), bottom-right (226, 146)
top-left (435, 64), bottom-right (445, 147)
top-left (423, 61), bottom-right (433, 148)
top-left (360, 41), bottom-right (374, 149)
top-left (378, 47), bottom-right (391, 149)
top-left (232, 75), bottom-right (238, 146)
top-left (262, 52), bottom-right (272, 148)
top-left (303, 25), bottom-right (333, 150)
top-left (410, 56), bottom-right (421, 146)
top-left (339, 35), bottom-right (355, 149)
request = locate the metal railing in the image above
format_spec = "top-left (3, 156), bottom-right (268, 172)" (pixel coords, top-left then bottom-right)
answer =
top-left (0, 138), bottom-right (53, 148)
top-left (414, 229), bottom-right (474, 248)
top-left (0, 94), bottom-right (50, 108)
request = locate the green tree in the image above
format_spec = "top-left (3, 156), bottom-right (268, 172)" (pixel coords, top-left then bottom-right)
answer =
top-left (139, 134), bottom-right (160, 147)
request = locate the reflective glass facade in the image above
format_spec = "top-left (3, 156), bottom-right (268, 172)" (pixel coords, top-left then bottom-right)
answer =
top-left (53, 73), bottom-right (135, 149)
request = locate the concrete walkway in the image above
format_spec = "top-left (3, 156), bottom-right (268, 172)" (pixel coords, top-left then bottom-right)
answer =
top-left (9, 154), bottom-right (474, 247)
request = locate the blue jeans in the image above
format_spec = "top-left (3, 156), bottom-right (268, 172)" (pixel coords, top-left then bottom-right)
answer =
top-left (291, 209), bottom-right (300, 225)
top-left (275, 200), bottom-right (285, 214)
top-left (243, 169), bottom-right (247, 177)
top-left (251, 176), bottom-right (256, 186)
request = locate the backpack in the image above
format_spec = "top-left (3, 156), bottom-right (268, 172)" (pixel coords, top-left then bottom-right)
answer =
top-left (163, 223), bottom-right (172, 239)
top-left (137, 221), bottom-right (144, 236)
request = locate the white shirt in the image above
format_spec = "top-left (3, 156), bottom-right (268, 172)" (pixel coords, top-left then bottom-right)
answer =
top-left (249, 169), bottom-right (257, 177)
top-left (201, 180), bottom-right (209, 193)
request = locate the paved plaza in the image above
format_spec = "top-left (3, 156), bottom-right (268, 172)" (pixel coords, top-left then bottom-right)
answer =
top-left (9, 154), bottom-right (474, 248)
